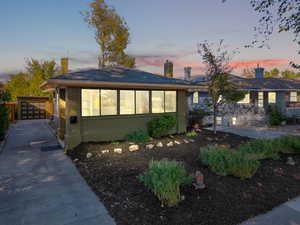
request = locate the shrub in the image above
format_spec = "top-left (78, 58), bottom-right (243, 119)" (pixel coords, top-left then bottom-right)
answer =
top-left (274, 136), bottom-right (300, 154)
top-left (237, 139), bottom-right (280, 160)
top-left (0, 104), bottom-right (9, 141)
top-left (200, 146), bottom-right (259, 179)
top-left (186, 131), bottom-right (197, 137)
top-left (126, 130), bottom-right (150, 143)
top-left (148, 114), bottom-right (177, 138)
top-left (268, 106), bottom-right (286, 126)
top-left (139, 159), bottom-right (192, 207)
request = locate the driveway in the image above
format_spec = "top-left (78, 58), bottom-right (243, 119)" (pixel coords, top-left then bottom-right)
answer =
top-left (0, 120), bottom-right (115, 225)
top-left (214, 126), bottom-right (300, 139)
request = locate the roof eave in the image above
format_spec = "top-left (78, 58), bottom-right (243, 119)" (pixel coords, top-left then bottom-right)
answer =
top-left (41, 79), bottom-right (207, 91)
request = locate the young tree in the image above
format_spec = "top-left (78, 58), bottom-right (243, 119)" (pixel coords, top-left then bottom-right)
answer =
top-left (82, 0), bottom-right (135, 68)
top-left (5, 59), bottom-right (57, 101)
top-left (198, 41), bottom-right (245, 134)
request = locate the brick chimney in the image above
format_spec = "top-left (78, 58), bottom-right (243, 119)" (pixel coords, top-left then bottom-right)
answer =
top-left (164, 60), bottom-right (173, 78)
top-left (255, 65), bottom-right (264, 78)
top-left (184, 67), bottom-right (192, 80)
top-left (61, 58), bottom-right (69, 74)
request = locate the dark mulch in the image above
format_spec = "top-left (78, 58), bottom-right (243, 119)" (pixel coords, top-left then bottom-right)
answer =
top-left (69, 130), bottom-right (300, 225)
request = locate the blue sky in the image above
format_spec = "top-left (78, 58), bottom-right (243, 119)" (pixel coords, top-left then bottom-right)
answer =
top-left (0, 0), bottom-right (299, 81)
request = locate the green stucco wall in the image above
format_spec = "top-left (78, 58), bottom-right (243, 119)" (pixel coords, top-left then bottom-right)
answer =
top-left (64, 87), bottom-right (188, 150)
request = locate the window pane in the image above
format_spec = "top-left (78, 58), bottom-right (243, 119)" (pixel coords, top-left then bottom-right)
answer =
top-left (136, 91), bottom-right (149, 114)
top-left (120, 90), bottom-right (135, 115)
top-left (290, 92), bottom-right (297, 102)
top-left (165, 91), bottom-right (177, 112)
top-left (238, 93), bottom-right (250, 104)
top-left (268, 92), bottom-right (276, 104)
top-left (258, 92), bottom-right (264, 107)
top-left (81, 89), bottom-right (100, 116)
top-left (216, 117), bottom-right (222, 125)
top-left (152, 91), bottom-right (164, 113)
top-left (101, 90), bottom-right (117, 115)
top-left (193, 92), bottom-right (199, 104)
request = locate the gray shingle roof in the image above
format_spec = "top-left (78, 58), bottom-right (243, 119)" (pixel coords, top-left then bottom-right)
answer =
top-left (50, 67), bottom-right (199, 87)
top-left (192, 74), bottom-right (300, 91)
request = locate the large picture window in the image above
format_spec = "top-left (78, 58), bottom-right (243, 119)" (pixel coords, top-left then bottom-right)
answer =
top-left (81, 89), bottom-right (177, 117)
top-left (165, 91), bottom-right (177, 112)
top-left (152, 91), bottom-right (165, 113)
top-left (136, 91), bottom-right (149, 114)
top-left (81, 89), bottom-right (100, 116)
top-left (101, 90), bottom-right (117, 115)
top-left (120, 90), bottom-right (135, 115)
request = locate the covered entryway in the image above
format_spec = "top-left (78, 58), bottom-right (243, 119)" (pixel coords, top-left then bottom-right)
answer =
top-left (17, 96), bottom-right (52, 120)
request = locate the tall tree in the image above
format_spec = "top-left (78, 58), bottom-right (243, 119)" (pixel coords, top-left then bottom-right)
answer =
top-left (198, 41), bottom-right (245, 134)
top-left (83, 0), bottom-right (135, 68)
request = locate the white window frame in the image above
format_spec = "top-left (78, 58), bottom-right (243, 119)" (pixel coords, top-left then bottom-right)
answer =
top-left (268, 92), bottom-right (276, 104)
top-left (193, 92), bottom-right (199, 104)
top-left (258, 92), bottom-right (264, 108)
top-left (290, 92), bottom-right (297, 102)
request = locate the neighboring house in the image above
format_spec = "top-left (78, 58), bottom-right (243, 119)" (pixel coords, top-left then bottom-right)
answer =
top-left (41, 66), bottom-right (204, 150)
top-left (188, 67), bottom-right (300, 127)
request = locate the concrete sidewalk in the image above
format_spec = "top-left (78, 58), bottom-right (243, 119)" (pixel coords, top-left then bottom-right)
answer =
top-left (240, 196), bottom-right (300, 225)
top-left (212, 126), bottom-right (300, 139)
top-left (0, 120), bottom-right (115, 225)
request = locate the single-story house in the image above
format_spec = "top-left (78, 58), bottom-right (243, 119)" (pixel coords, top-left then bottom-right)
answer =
top-left (41, 66), bottom-right (204, 150)
top-left (188, 67), bottom-right (300, 126)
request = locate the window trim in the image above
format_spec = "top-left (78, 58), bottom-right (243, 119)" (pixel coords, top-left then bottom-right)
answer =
top-left (290, 92), bottom-right (297, 102)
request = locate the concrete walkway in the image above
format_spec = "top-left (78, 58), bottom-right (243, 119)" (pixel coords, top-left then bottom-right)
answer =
top-left (241, 196), bottom-right (300, 225)
top-left (0, 120), bottom-right (115, 225)
top-left (214, 126), bottom-right (300, 139)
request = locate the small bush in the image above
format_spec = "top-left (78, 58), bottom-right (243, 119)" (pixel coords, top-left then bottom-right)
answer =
top-left (274, 136), bottom-right (300, 154)
top-left (237, 139), bottom-right (280, 160)
top-left (186, 131), bottom-right (197, 137)
top-left (200, 146), bottom-right (259, 179)
top-left (126, 130), bottom-right (150, 143)
top-left (148, 114), bottom-right (177, 138)
top-left (0, 105), bottom-right (9, 141)
top-left (268, 106), bottom-right (286, 126)
top-left (139, 159), bottom-right (192, 207)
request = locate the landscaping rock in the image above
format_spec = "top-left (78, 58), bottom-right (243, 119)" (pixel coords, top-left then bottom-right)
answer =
top-left (101, 149), bottom-right (109, 154)
top-left (188, 139), bottom-right (195, 143)
top-left (146, 144), bottom-right (155, 150)
top-left (183, 139), bottom-right (189, 144)
top-left (129, 145), bottom-right (139, 152)
top-left (174, 140), bottom-right (181, 145)
top-left (114, 148), bottom-right (122, 154)
top-left (287, 157), bottom-right (296, 166)
top-left (86, 152), bottom-right (93, 159)
top-left (219, 144), bottom-right (231, 148)
top-left (207, 137), bottom-right (213, 141)
top-left (156, 142), bottom-right (163, 148)
top-left (193, 170), bottom-right (206, 190)
top-left (73, 158), bottom-right (79, 163)
top-left (166, 141), bottom-right (174, 147)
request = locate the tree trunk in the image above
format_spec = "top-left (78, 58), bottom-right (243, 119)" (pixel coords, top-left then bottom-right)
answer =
top-left (213, 104), bottom-right (217, 135)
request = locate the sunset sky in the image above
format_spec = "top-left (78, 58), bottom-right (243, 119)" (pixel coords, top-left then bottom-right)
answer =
top-left (0, 0), bottom-right (299, 81)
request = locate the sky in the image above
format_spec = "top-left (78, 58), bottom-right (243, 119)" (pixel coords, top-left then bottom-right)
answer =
top-left (0, 0), bottom-right (299, 81)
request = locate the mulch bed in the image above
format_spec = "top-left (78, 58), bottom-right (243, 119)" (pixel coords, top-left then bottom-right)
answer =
top-left (69, 130), bottom-right (300, 225)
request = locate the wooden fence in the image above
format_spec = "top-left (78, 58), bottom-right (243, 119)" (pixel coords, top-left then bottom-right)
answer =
top-left (0, 102), bottom-right (17, 122)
